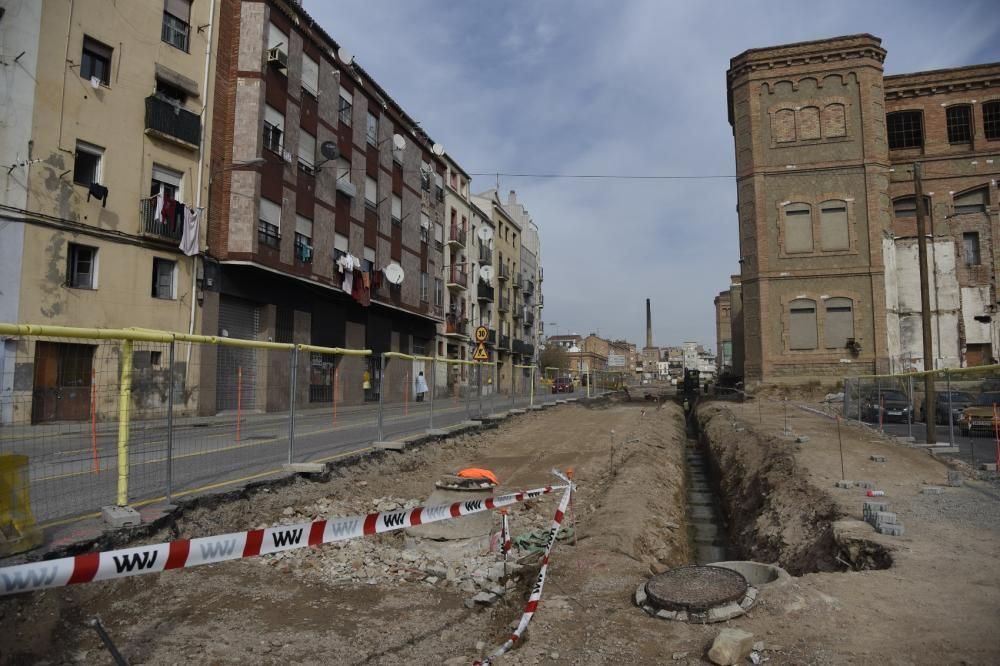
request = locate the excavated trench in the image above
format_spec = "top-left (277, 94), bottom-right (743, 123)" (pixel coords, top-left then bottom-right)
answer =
top-left (683, 416), bottom-right (733, 564)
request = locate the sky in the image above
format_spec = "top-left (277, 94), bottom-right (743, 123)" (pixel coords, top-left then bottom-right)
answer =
top-left (303, 0), bottom-right (1000, 350)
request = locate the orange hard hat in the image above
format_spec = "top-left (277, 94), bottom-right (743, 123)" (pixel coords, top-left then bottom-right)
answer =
top-left (457, 468), bottom-right (499, 485)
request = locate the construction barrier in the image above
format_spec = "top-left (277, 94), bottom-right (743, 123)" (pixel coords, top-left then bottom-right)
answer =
top-left (0, 483), bottom-right (565, 596)
top-left (475, 473), bottom-right (574, 665)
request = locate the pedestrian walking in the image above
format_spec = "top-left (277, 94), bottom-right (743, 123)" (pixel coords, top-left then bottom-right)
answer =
top-left (415, 371), bottom-right (428, 402)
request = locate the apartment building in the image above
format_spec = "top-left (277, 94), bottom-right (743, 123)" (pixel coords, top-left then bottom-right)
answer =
top-left (473, 189), bottom-right (522, 385)
top-left (714, 290), bottom-right (733, 374)
top-left (726, 34), bottom-right (1000, 384)
top-left (205, 0), bottom-right (448, 412)
top-left (504, 191), bottom-right (542, 364)
top-left (439, 153), bottom-right (473, 390)
top-left (468, 201), bottom-right (497, 354)
top-left (0, 0), bottom-right (218, 424)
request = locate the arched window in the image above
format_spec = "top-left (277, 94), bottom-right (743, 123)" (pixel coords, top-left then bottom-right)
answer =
top-left (799, 107), bottom-right (820, 140)
top-left (824, 298), bottom-right (854, 348)
top-left (983, 100), bottom-right (1000, 140)
top-left (819, 200), bottom-right (849, 250)
top-left (892, 196), bottom-right (930, 219)
top-left (783, 203), bottom-right (813, 253)
top-left (773, 109), bottom-right (796, 143)
top-left (822, 103), bottom-right (846, 137)
top-left (789, 299), bottom-right (818, 350)
top-left (953, 187), bottom-right (988, 215)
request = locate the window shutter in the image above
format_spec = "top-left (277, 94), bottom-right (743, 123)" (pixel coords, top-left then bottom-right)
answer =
top-left (789, 299), bottom-right (817, 350)
top-left (783, 203), bottom-right (813, 253)
top-left (819, 201), bottom-right (849, 250)
top-left (267, 23), bottom-right (286, 51)
top-left (259, 198), bottom-right (281, 226)
top-left (824, 298), bottom-right (853, 348)
top-left (365, 176), bottom-right (377, 204)
top-left (334, 233), bottom-right (348, 252)
top-left (265, 105), bottom-right (284, 132)
top-left (301, 54), bottom-right (319, 93)
top-left (298, 129), bottom-right (316, 165)
top-left (391, 194), bottom-right (402, 220)
top-left (295, 215), bottom-right (313, 238)
top-left (165, 0), bottom-right (192, 22)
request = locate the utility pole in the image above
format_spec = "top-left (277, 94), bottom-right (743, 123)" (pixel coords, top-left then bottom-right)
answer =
top-left (914, 162), bottom-right (936, 444)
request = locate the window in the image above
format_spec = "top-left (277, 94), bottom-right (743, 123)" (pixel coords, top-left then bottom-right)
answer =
top-left (819, 200), bottom-right (849, 251)
top-left (80, 36), bottom-right (112, 85)
top-left (783, 203), bottom-right (813, 253)
top-left (267, 22), bottom-right (286, 52)
top-left (364, 175), bottom-right (377, 208)
top-left (151, 258), bottom-right (176, 299)
top-left (336, 157), bottom-right (351, 182)
top-left (946, 105), bottom-right (972, 144)
top-left (155, 78), bottom-right (186, 105)
top-left (420, 161), bottom-right (431, 191)
top-left (338, 89), bottom-right (353, 127)
top-left (301, 53), bottom-right (319, 97)
top-left (799, 106), bottom-right (820, 140)
top-left (420, 272), bottom-right (429, 302)
top-left (434, 278), bottom-right (444, 307)
top-left (953, 187), bottom-right (987, 215)
top-left (893, 196), bottom-right (917, 218)
top-left (391, 194), bottom-right (402, 225)
top-left (73, 140), bottom-right (103, 187)
top-left (298, 128), bottom-right (316, 172)
top-left (963, 232), bottom-right (981, 266)
top-left (263, 104), bottom-right (284, 153)
top-left (824, 298), bottom-right (853, 348)
top-left (822, 103), bottom-right (846, 138)
top-left (434, 222), bottom-right (444, 249)
top-left (773, 108), bottom-right (795, 143)
top-left (67, 244), bottom-right (97, 289)
top-left (887, 111), bottom-right (923, 149)
top-left (150, 164), bottom-right (182, 200)
top-left (258, 197), bottom-right (281, 248)
top-left (789, 299), bottom-right (817, 350)
top-left (295, 216), bottom-right (313, 263)
top-left (984, 101), bottom-right (1000, 140)
top-left (161, 0), bottom-right (191, 51)
top-left (366, 111), bottom-right (378, 146)
top-left (333, 232), bottom-right (348, 264)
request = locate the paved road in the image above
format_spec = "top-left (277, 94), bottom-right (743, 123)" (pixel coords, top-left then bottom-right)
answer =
top-left (7, 388), bottom-right (596, 524)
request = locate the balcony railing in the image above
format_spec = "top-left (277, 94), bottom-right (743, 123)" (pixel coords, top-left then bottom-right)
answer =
top-left (512, 304), bottom-right (523, 320)
top-left (498, 263), bottom-right (510, 281)
top-left (487, 329), bottom-right (497, 345)
top-left (498, 294), bottom-right (509, 312)
top-left (477, 280), bottom-right (494, 301)
top-left (478, 246), bottom-right (492, 264)
top-left (445, 314), bottom-right (468, 337)
top-left (525, 311), bottom-right (535, 327)
top-left (499, 334), bottom-right (511, 350)
top-left (145, 95), bottom-right (201, 147)
top-left (447, 266), bottom-right (468, 289)
top-left (448, 225), bottom-right (467, 247)
top-left (140, 197), bottom-right (183, 241)
top-left (524, 279), bottom-right (535, 295)
top-left (513, 273), bottom-right (522, 290)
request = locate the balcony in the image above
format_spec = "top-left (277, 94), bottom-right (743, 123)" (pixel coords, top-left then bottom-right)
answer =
top-left (445, 314), bottom-right (469, 338)
top-left (512, 339), bottom-right (535, 357)
top-left (145, 95), bottom-right (201, 148)
top-left (478, 246), bottom-right (492, 264)
top-left (512, 304), bottom-right (523, 320)
top-left (499, 334), bottom-right (511, 350)
top-left (447, 224), bottom-right (467, 248)
top-left (140, 197), bottom-right (183, 242)
top-left (477, 280), bottom-right (494, 302)
top-left (539, 266), bottom-right (544, 282)
top-left (523, 278), bottom-right (535, 295)
top-left (498, 293), bottom-right (509, 313)
top-left (447, 266), bottom-right (468, 290)
top-left (498, 263), bottom-right (510, 281)
top-left (487, 329), bottom-right (497, 346)
top-left (525, 311), bottom-right (535, 327)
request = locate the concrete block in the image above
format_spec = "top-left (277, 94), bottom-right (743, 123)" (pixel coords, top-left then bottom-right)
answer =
top-left (869, 455), bottom-right (887, 462)
top-left (509, 408), bottom-right (526, 414)
top-left (425, 429), bottom-right (449, 436)
top-left (655, 608), bottom-right (677, 620)
top-left (374, 440), bottom-right (406, 451)
top-left (102, 505), bottom-right (141, 528)
top-left (877, 523), bottom-right (904, 536)
top-left (921, 486), bottom-right (944, 494)
top-left (282, 463), bottom-right (325, 474)
top-left (835, 480), bottom-right (853, 489)
top-left (929, 446), bottom-right (960, 454)
top-left (555, 400), bottom-right (568, 405)
top-left (530, 405), bottom-right (544, 411)
top-left (855, 480), bottom-right (875, 489)
top-left (462, 420), bottom-right (483, 428)
top-left (483, 413), bottom-right (508, 421)
top-left (708, 628), bottom-right (754, 666)
top-left (946, 470), bottom-right (963, 487)
top-left (872, 511), bottom-right (897, 525)
top-left (980, 463), bottom-right (998, 472)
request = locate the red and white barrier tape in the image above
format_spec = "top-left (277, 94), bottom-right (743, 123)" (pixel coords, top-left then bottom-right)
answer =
top-left (0, 485), bottom-right (564, 596)
top-left (474, 481), bottom-right (573, 665)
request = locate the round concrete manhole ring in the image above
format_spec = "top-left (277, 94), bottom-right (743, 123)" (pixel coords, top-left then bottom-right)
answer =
top-left (635, 565), bottom-right (759, 623)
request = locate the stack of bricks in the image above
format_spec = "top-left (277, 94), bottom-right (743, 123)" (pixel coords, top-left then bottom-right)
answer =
top-left (863, 500), bottom-right (904, 536)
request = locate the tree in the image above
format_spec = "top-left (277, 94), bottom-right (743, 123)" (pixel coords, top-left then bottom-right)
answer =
top-left (538, 344), bottom-right (569, 374)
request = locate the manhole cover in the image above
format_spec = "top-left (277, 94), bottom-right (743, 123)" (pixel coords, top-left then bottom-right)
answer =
top-left (645, 565), bottom-right (748, 612)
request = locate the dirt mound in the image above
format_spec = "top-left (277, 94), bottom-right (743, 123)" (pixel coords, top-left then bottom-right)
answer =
top-left (698, 404), bottom-right (843, 574)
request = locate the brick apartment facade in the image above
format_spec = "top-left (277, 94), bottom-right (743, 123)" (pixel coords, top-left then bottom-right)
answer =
top-left (203, 0), bottom-right (447, 412)
top-left (726, 34), bottom-right (1000, 384)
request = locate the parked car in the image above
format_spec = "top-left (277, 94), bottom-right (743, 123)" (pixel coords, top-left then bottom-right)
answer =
top-left (552, 376), bottom-right (574, 394)
top-left (858, 389), bottom-right (912, 423)
top-left (920, 391), bottom-right (976, 424)
top-left (958, 393), bottom-right (1000, 436)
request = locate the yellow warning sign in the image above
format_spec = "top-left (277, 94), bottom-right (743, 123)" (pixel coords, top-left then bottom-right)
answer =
top-left (473, 343), bottom-right (489, 361)
top-left (474, 326), bottom-right (488, 343)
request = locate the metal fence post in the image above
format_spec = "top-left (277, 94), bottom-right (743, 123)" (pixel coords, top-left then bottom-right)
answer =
top-left (842, 376), bottom-right (850, 422)
top-left (907, 374), bottom-right (913, 440)
top-left (511, 365), bottom-right (516, 409)
top-left (946, 369), bottom-right (955, 447)
top-left (288, 345), bottom-right (298, 464)
top-left (165, 339), bottom-right (175, 504)
top-left (491, 363), bottom-right (497, 415)
top-left (377, 353), bottom-right (386, 442)
top-left (478, 362), bottom-right (483, 418)
top-left (116, 339), bottom-right (133, 506)
top-left (529, 365), bottom-right (535, 408)
top-left (465, 362), bottom-right (472, 419)
top-left (429, 358), bottom-right (436, 430)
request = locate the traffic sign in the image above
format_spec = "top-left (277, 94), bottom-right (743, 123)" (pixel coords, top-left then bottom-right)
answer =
top-left (474, 326), bottom-right (488, 343)
top-left (473, 342), bottom-right (489, 361)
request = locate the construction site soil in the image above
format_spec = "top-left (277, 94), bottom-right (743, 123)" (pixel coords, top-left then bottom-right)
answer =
top-left (2, 396), bottom-right (998, 664)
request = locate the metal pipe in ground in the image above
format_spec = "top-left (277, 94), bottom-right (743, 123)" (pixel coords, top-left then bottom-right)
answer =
top-left (165, 340), bottom-right (175, 504)
top-left (377, 354), bottom-right (386, 441)
top-left (288, 346), bottom-right (298, 464)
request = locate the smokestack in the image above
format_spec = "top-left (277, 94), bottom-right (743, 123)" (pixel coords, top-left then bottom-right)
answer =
top-left (646, 298), bottom-right (653, 349)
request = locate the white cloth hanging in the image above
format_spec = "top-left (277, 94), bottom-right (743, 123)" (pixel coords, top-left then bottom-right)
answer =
top-left (154, 192), bottom-right (164, 224)
top-left (415, 373), bottom-right (428, 394)
top-left (180, 206), bottom-right (201, 256)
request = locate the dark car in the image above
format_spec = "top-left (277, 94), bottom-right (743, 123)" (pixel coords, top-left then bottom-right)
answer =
top-left (859, 389), bottom-right (912, 423)
top-left (920, 391), bottom-right (975, 424)
top-left (552, 376), bottom-right (574, 394)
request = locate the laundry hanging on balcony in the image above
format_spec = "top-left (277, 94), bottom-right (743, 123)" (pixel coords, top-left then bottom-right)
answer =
top-left (336, 252), bottom-right (361, 295)
top-left (179, 206), bottom-right (201, 256)
top-left (86, 182), bottom-right (108, 207)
